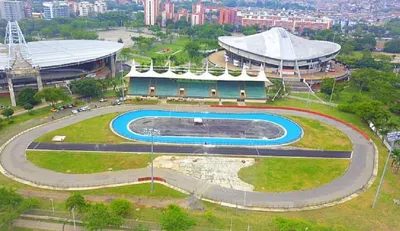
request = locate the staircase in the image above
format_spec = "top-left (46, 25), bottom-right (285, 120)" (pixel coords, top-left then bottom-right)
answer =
top-left (283, 78), bottom-right (310, 92)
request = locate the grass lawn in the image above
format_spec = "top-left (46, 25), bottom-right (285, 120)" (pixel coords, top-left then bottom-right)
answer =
top-left (144, 38), bottom-right (190, 59)
top-left (0, 96), bottom-right (23, 111)
top-left (2, 97), bottom-right (400, 230)
top-left (166, 100), bottom-right (200, 105)
top-left (26, 151), bottom-right (153, 174)
top-left (288, 116), bottom-right (353, 151)
top-left (290, 92), bottom-right (320, 100)
top-left (239, 158), bottom-right (350, 192)
top-left (35, 112), bottom-right (126, 144)
top-left (126, 98), bottom-right (159, 105)
top-left (0, 105), bottom-right (57, 133)
top-left (315, 86), bottom-right (371, 105)
top-left (0, 96), bottom-right (11, 107)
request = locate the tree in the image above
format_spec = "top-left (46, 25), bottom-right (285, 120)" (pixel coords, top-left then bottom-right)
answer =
top-left (118, 38), bottom-right (123, 43)
top-left (378, 120), bottom-right (399, 142)
top-left (110, 198), bottom-right (131, 216)
top-left (354, 100), bottom-right (390, 125)
top-left (383, 39), bottom-right (400, 53)
top-left (391, 149), bottom-right (400, 173)
top-left (69, 78), bottom-right (103, 98)
top-left (83, 203), bottom-right (123, 231)
top-left (320, 78), bottom-right (344, 99)
top-left (184, 42), bottom-right (200, 60)
top-left (65, 192), bottom-right (87, 212)
top-left (1, 108), bottom-right (14, 120)
top-left (160, 204), bottom-right (196, 231)
top-left (23, 103), bottom-right (33, 111)
top-left (341, 44), bottom-right (354, 56)
top-left (34, 87), bottom-right (71, 108)
top-left (0, 187), bottom-right (38, 229)
top-left (16, 87), bottom-right (39, 106)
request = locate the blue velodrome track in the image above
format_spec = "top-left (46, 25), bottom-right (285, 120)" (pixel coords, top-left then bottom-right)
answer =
top-left (111, 110), bottom-right (303, 146)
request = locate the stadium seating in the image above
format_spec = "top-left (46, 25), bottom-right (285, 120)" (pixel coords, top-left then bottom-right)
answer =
top-left (245, 81), bottom-right (266, 99)
top-left (186, 83), bottom-right (210, 98)
top-left (218, 81), bottom-right (239, 99)
top-left (129, 78), bottom-right (149, 95)
top-left (154, 78), bottom-right (178, 96)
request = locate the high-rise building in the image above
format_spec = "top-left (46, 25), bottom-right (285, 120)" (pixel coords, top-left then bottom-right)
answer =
top-left (174, 8), bottom-right (189, 22)
top-left (43, 1), bottom-right (70, 19)
top-left (79, 1), bottom-right (94, 17)
top-left (191, 2), bottom-right (204, 25)
top-left (144, 0), bottom-right (159, 25)
top-left (68, 0), bottom-right (79, 16)
top-left (161, 0), bottom-right (174, 26)
top-left (0, 0), bottom-right (25, 21)
top-left (94, 1), bottom-right (107, 14)
top-left (24, 2), bottom-right (32, 18)
top-left (219, 8), bottom-right (237, 25)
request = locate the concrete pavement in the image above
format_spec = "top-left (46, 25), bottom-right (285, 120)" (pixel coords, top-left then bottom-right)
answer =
top-left (0, 105), bottom-right (377, 211)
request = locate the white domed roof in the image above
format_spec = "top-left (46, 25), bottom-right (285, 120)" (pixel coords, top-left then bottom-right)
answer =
top-left (218, 27), bottom-right (341, 61)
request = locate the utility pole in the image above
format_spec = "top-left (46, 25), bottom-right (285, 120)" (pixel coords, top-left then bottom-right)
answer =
top-left (329, 78), bottom-right (336, 103)
top-left (151, 132), bottom-right (154, 193)
top-left (373, 131), bottom-right (400, 208)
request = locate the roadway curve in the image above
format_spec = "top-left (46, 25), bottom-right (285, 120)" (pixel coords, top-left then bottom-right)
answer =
top-left (0, 105), bottom-right (377, 210)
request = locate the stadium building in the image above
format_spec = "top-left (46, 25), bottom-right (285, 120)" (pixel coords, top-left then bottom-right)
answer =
top-left (0, 21), bottom-right (123, 106)
top-left (125, 61), bottom-right (271, 101)
top-left (218, 27), bottom-right (341, 79)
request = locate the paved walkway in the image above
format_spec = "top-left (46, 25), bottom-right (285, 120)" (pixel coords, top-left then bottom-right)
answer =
top-left (0, 105), bottom-right (376, 210)
top-left (27, 142), bottom-right (352, 158)
top-left (14, 219), bottom-right (123, 231)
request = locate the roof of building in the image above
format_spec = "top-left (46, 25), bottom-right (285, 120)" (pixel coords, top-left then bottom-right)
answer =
top-left (0, 40), bottom-right (123, 71)
top-left (125, 60), bottom-right (273, 84)
top-left (218, 27), bottom-right (341, 61)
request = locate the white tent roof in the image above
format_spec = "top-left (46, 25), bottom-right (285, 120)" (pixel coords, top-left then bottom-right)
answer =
top-left (218, 27), bottom-right (341, 61)
top-left (125, 60), bottom-right (272, 84)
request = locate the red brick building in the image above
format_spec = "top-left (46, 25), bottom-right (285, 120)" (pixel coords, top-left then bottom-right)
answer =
top-left (219, 8), bottom-right (237, 25)
top-left (241, 14), bottom-right (333, 32)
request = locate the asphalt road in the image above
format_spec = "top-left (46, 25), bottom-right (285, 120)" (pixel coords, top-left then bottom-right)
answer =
top-left (27, 142), bottom-right (352, 158)
top-left (0, 105), bottom-right (375, 209)
top-left (130, 117), bottom-right (285, 139)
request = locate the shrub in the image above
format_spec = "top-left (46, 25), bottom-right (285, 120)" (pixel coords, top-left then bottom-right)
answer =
top-left (110, 198), bottom-right (132, 216)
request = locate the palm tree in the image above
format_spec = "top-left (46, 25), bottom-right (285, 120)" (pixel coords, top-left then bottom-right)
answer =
top-left (380, 120), bottom-right (400, 142)
top-left (391, 149), bottom-right (400, 174)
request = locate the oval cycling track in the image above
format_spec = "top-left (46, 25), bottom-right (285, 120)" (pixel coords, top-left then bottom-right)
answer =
top-left (0, 105), bottom-right (376, 210)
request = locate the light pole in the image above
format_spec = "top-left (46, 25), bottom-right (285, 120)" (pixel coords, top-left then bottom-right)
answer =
top-left (142, 125), bottom-right (160, 193)
top-left (120, 61), bottom-right (124, 100)
top-left (71, 206), bottom-right (76, 231)
top-left (372, 131), bottom-right (400, 208)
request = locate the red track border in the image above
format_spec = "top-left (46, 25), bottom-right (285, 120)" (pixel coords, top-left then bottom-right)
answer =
top-left (210, 105), bottom-right (370, 140)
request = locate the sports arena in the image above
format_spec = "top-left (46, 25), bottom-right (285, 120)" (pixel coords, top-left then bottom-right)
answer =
top-left (125, 61), bottom-right (271, 100)
top-left (0, 21), bottom-right (123, 106)
top-left (215, 27), bottom-right (343, 79)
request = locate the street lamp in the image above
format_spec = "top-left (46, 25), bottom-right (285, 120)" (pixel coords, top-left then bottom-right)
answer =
top-left (71, 206), bottom-right (76, 231)
top-left (142, 126), bottom-right (160, 193)
top-left (119, 61), bottom-right (125, 101)
top-left (372, 131), bottom-right (400, 208)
